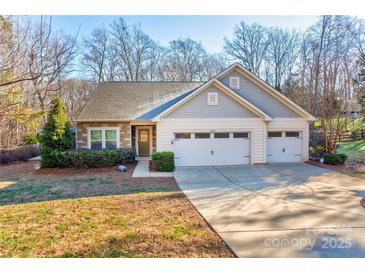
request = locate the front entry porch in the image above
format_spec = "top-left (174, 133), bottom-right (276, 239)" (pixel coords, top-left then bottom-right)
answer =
top-left (131, 124), bottom-right (156, 157)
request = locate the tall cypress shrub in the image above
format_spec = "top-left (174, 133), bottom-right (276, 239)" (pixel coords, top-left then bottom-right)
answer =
top-left (40, 98), bottom-right (73, 167)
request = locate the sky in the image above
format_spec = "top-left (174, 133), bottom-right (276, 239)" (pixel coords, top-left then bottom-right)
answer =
top-left (30, 15), bottom-right (319, 54)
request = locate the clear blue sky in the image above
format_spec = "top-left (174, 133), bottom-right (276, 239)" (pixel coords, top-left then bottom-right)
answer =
top-left (29, 15), bottom-right (318, 53)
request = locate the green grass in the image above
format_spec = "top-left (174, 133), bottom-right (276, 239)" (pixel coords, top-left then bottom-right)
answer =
top-left (0, 163), bottom-right (233, 258)
top-left (344, 117), bottom-right (365, 131)
top-left (0, 193), bottom-right (233, 258)
top-left (342, 170), bottom-right (365, 179)
top-left (337, 140), bottom-right (365, 160)
top-left (314, 117), bottom-right (365, 131)
top-left (0, 175), bottom-right (174, 206)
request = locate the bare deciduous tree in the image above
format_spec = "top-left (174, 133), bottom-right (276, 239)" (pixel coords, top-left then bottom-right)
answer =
top-left (26, 16), bottom-right (79, 121)
top-left (165, 38), bottom-right (207, 81)
top-left (110, 18), bottom-right (156, 81)
top-left (302, 16), bottom-right (363, 151)
top-left (266, 28), bottom-right (300, 91)
top-left (224, 22), bottom-right (270, 77)
top-left (59, 79), bottom-right (95, 123)
top-left (82, 26), bottom-right (109, 83)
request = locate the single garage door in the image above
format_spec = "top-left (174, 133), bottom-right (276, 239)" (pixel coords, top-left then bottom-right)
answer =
top-left (173, 132), bottom-right (250, 166)
top-left (267, 131), bottom-right (302, 163)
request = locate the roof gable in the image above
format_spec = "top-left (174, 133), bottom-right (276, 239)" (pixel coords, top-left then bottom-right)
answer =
top-left (216, 63), bottom-right (316, 121)
top-left (165, 85), bottom-right (259, 119)
top-left (152, 79), bottom-right (272, 121)
top-left (220, 70), bottom-right (300, 118)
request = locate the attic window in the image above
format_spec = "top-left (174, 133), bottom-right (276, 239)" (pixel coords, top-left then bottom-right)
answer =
top-left (229, 76), bottom-right (240, 89)
top-left (207, 92), bottom-right (218, 105)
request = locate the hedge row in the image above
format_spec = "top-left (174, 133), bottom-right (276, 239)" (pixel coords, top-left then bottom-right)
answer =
top-left (41, 148), bottom-right (136, 168)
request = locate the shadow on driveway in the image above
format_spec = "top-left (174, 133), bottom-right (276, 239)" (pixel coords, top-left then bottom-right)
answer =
top-left (174, 163), bottom-right (365, 257)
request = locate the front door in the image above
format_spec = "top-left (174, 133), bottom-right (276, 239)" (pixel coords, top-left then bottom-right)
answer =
top-left (138, 129), bottom-right (150, 156)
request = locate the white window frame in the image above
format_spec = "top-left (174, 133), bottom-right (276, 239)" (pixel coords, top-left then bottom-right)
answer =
top-left (285, 131), bottom-right (302, 138)
top-left (87, 127), bottom-right (120, 149)
top-left (229, 76), bottom-right (240, 89)
top-left (194, 132), bottom-right (211, 139)
top-left (207, 92), bottom-right (218, 105)
top-left (214, 132), bottom-right (230, 139)
top-left (232, 132), bottom-right (250, 139)
top-left (174, 132), bottom-right (192, 139)
top-left (268, 131), bottom-right (284, 138)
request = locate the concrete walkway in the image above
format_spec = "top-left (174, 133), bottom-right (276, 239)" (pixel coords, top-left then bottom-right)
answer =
top-left (174, 163), bottom-right (365, 257)
top-left (132, 160), bottom-right (173, 177)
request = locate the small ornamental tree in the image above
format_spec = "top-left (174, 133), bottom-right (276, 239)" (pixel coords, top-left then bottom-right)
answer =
top-left (40, 97), bottom-right (73, 167)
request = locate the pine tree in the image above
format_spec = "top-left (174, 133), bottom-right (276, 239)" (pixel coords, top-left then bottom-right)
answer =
top-left (40, 97), bottom-right (73, 167)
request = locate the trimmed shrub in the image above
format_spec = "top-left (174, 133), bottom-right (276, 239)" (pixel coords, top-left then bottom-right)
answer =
top-left (323, 153), bottom-right (342, 165)
top-left (40, 147), bottom-right (64, 168)
top-left (151, 151), bottom-right (175, 172)
top-left (61, 148), bottom-right (135, 168)
top-left (337, 153), bottom-right (348, 165)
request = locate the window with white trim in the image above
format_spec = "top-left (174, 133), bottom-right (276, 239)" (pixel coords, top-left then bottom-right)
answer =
top-left (233, 132), bottom-right (249, 138)
top-left (268, 132), bottom-right (282, 138)
top-left (214, 132), bottom-right (230, 138)
top-left (285, 131), bottom-right (300, 137)
top-left (89, 128), bottom-right (119, 150)
top-left (207, 92), bottom-right (218, 105)
top-left (229, 76), bottom-right (240, 89)
top-left (105, 130), bottom-right (117, 149)
top-left (175, 133), bottom-right (191, 139)
top-left (90, 129), bottom-right (103, 150)
top-left (195, 133), bottom-right (210, 139)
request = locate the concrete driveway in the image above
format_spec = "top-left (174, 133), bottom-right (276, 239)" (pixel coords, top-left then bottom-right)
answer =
top-left (173, 163), bottom-right (365, 257)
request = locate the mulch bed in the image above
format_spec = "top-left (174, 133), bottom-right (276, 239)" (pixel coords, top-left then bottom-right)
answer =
top-left (0, 161), bottom-right (180, 194)
top-left (1, 161), bottom-right (134, 179)
top-left (308, 159), bottom-right (365, 173)
top-left (149, 160), bottom-right (156, 172)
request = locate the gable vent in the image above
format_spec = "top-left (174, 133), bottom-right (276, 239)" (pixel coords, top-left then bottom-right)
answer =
top-left (207, 92), bottom-right (218, 105)
top-left (229, 76), bottom-right (240, 89)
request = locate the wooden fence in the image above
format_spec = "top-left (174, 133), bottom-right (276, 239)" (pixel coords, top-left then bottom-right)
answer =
top-left (338, 128), bottom-right (365, 142)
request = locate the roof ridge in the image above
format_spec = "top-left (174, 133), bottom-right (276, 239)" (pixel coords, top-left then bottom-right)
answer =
top-left (99, 81), bottom-right (205, 84)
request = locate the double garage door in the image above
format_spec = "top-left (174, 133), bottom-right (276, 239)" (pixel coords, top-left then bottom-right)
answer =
top-left (173, 132), bottom-right (250, 166)
top-left (172, 130), bottom-right (303, 166)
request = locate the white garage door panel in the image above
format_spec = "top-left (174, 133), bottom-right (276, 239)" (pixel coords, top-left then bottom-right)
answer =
top-left (267, 134), bottom-right (302, 163)
top-left (173, 136), bottom-right (250, 166)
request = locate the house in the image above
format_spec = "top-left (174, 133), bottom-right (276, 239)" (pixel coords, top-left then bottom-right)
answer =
top-left (76, 63), bottom-right (316, 166)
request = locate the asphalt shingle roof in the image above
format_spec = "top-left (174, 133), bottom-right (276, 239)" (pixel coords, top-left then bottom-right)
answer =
top-left (77, 81), bottom-right (203, 121)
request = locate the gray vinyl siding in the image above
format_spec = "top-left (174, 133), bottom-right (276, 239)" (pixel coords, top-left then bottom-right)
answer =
top-left (165, 86), bottom-right (258, 118)
top-left (220, 71), bottom-right (300, 118)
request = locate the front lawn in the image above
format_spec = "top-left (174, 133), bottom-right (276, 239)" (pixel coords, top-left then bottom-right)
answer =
top-left (0, 163), bottom-right (233, 258)
top-left (337, 140), bottom-right (365, 160)
top-left (310, 139), bottom-right (365, 179)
